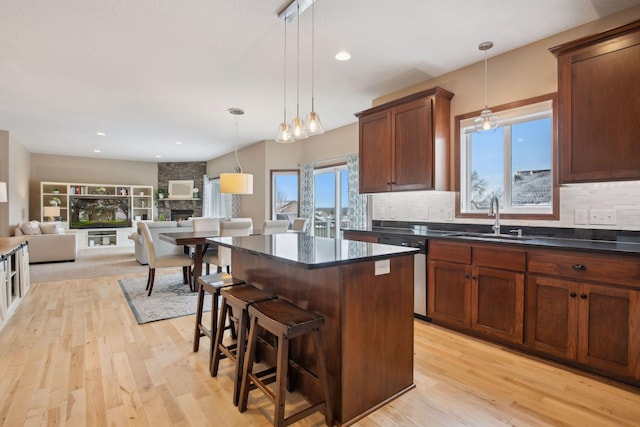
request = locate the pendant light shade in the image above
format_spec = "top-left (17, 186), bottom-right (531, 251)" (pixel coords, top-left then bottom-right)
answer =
top-left (289, 0), bottom-right (308, 140)
top-left (304, 0), bottom-right (323, 136)
top-left (220, 172), bottom-right (253, 194)
top-left (221, 108), bottom-right (253, 195)
top-left (474, 41), bottom-right (499, 132)
top-left (275, 10), bottom-right (295, 143)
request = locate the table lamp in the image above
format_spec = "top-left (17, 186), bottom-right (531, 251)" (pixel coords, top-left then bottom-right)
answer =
top-left (43, 206), bottom-right (60, 222)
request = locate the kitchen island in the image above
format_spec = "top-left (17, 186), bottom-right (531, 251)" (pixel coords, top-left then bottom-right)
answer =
top-left (209, 233), bottom-right (418, 426)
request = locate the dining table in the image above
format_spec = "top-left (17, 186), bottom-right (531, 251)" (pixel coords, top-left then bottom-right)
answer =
top-left (158, 230), bottom-right (221, 283)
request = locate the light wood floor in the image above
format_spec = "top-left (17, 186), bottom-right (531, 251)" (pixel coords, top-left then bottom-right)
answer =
top-left (1, 273), bottom-right (639, 426)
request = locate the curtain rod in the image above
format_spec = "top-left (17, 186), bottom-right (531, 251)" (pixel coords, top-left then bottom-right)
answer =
top-left (298, 154), bottom-right (350, 167)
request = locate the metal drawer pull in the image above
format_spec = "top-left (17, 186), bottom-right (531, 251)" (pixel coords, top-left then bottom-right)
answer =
top-left (570, 292), bottom-right (577, 298)
top-left (572, 264), bottom-right (587, 271)
top-left (580, 294), bottom-right (588, 299)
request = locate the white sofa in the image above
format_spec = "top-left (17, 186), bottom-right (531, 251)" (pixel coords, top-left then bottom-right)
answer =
top-left (130, 220), bottom-right (193, 265)
top-left (14, 221), bottom-right (77, 263)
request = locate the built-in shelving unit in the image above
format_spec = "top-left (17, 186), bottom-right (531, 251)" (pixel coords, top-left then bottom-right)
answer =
top-left (0, 239), bottom-right (30, 332)
top-left (40, 182), bottom-right (154, 248)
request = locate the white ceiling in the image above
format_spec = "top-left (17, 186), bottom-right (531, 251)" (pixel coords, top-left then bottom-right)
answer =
top-left (1, 0), bottom-right (638, 162)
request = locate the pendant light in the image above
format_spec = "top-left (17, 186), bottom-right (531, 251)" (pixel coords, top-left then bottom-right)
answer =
top-left (289, 0), bottom-right (308, 139)
top-left (221, 108), bottom-right (254, 194)
top-left (474, 41), bottom-right (499, 132)
top-left (304, 0), bottom-right (323, 135)
top-left (275, 14), bottom-right (295, 143)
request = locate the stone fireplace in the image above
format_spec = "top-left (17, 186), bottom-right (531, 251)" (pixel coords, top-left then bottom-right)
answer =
top-left (157, 162), bottom-right (206, 220)
top-left (171, 209), bottom-right (194, 221)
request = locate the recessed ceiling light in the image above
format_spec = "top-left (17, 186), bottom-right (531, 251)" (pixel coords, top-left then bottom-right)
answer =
top-left (335, 51), bottom-right (351, 61)
top-left (93, 149), bottom-right (102, 153)
top-left (96, 132), bottom-right (106, 136)
top-left (175, 141), bottom-right (183, 145)
top-left (155, 155), bottom-right (162, 158)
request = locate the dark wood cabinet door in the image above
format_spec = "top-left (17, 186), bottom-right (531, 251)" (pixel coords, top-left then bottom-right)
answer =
top-left (342, 231), bottom-right (378, 243)
top-left (393, 98), bottom-right (433, 191)
top-left (577, 283), bottom-right (640, 378)
top-left (471, 267), bottom-right (524, 344)
top-left (428, 260), bottom-right (470, 329)
top-left (552, 20), bottom-right (640, 183)
top-left (359, 110), bottom-right (392, 193)
top-left (525, 275), bottom-right (578, 359)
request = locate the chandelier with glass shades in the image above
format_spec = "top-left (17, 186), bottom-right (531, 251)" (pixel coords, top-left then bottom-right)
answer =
top-left (275, 0), bottom-right (324, 143)
top-left (474, 41), bottom-right (499, 132)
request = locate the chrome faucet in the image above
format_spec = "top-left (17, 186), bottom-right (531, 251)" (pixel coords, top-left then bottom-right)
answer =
top-left (489, 195), bottom-right (500, 235)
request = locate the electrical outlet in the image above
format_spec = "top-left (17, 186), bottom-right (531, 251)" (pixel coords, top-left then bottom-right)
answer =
top-left (574, 209), bottom-right (588, 225)
top-left (589, 209), bottom-right (616, 225)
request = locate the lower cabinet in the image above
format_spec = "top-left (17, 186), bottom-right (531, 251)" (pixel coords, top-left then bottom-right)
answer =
top-left (526, 269), bottom-right (640, 381)
top-left (428, 241), bottom-right (525, 344)
top-left (429, 240), bottom-right (640, 385)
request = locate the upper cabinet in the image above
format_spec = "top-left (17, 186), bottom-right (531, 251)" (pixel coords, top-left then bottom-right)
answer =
top-left (355, 87), bottom-right (454, 193)
top-left (551, 20), bottom-right (640, 183)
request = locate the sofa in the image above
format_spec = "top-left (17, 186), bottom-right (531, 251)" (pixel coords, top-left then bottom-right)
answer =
top-left (14, 221), bottom-right (77, 263)
top-left (130, 220), bottom-right (193, 265)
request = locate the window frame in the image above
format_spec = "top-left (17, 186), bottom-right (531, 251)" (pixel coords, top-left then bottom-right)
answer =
top-left (270, 169), bottom-right (300, 220)
top-left (454, 93), bottom-right (559, 220)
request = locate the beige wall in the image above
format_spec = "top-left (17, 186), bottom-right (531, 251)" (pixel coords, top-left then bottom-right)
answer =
top-left (208, 124), bottom-right (358, 227)
top-left (0, 131), bottom-right (31, 237)
top-left (372, 7), bottom-right (640, 231)
top-left (29, 154), bottom-right (158, 221)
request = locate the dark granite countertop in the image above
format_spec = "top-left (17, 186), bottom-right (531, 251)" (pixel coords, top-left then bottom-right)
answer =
top-left (208, 234), bottom-right (419, 270)
top-left (343, 224), bottom-right (640, 255)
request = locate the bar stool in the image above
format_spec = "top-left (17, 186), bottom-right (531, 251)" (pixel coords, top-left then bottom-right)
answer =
top-left (193, 273), bottom-right (244, 376)
top-left (211, 284), bottom-right (276, 406)
top-left (239, 299), bottom-right (334, 427)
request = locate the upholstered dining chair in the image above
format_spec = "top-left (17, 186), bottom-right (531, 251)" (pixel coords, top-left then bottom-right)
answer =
top-left (193, 217), bottom-right (221, 275)
top-left (262, 219), bottom-right (290, 235)
top-left (204, 219), bottom-right (252, 274)
top-left (291, 218), bottom-right (309, 233)
top-left (139, 222), bottom-right (193, 296)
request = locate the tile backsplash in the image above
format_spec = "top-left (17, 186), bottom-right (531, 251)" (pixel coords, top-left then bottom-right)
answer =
top-left (372, 180), bottom-right (640, 231)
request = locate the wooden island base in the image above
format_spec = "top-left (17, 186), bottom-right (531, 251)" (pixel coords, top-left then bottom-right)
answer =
top-left (230, 249), bottom-right (415, 425)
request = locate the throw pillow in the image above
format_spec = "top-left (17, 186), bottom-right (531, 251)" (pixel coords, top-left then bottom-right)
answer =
top-left (40, 223), bottom-right (65, 234)
top-left (20, 221), bottom-right (42, 235)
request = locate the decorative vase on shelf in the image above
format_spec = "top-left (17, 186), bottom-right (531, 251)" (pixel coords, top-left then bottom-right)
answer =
top-left (51, 189), bottom-right (60, 194)
top-left (193, 188), bottom-right (199, 199)
top-left (50, 197), bottom-right (61, 206)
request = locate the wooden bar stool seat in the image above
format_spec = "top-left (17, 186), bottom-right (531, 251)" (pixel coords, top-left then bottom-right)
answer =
top-left (193, 273), bottom-right (244, 376)
top-left (211, 284), bottom-right (276, 406)
top-left (239, 299), bottom-right (334, 427)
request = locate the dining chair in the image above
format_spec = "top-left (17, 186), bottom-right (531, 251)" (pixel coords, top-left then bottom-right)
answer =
top-left (204, 219), bottom-right (252, 274)
top-left (139, 222), bottom-right (193, 296)
top-left (262, 219), bottom-right (290, 235)
top-left (193, 217), bottom-right (221, 275)
top-left (292, 217), bottom-right (309, 233)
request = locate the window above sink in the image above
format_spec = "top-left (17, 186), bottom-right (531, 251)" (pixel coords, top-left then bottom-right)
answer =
top-left (454, 93), bottom-right (559, 221)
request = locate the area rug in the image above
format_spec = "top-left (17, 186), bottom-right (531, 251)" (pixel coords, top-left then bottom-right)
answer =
top-left (118, 273), bottom-right (210, 324)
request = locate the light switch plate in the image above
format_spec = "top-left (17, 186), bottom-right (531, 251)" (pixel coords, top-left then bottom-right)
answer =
top-left (574, 209), bottom-right (588, 225)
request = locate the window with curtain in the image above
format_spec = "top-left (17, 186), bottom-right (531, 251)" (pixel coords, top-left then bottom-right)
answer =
top-left (203, 177), bottom-right (233, 218)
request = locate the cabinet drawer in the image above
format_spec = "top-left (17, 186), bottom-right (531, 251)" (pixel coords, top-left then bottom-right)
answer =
top-left (429, 241), bottom-right (471, 264)
top-left (473, 245), bottom-right (526, 271)
top-left (528, 249), bottom-right (640, 288)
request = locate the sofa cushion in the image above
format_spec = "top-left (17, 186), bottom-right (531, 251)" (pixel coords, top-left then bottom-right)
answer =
top-left (21, 221), bottom-right (42, 235)
top-left (40, 223), bottom-right (65, 234)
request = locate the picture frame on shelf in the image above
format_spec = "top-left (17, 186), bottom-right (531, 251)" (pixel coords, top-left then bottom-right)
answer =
top-left (168, 180), bottom-right (194, 199)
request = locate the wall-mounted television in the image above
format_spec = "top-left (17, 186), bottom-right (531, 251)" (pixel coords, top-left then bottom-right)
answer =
top-left (69, 196), bottom-right (130, 229)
